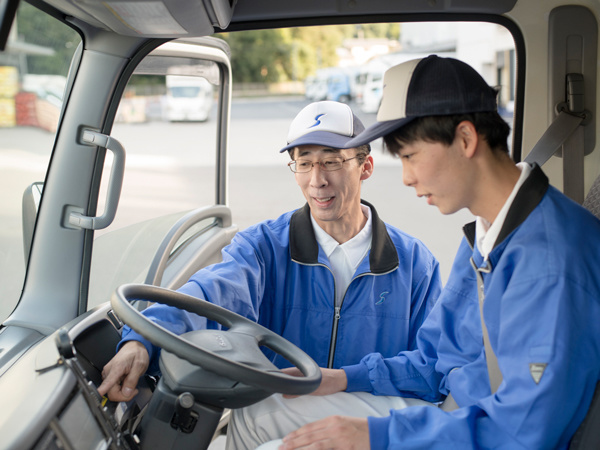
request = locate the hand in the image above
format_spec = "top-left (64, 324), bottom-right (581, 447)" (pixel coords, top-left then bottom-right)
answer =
top-left (97, 340), bottom-right (150, 402)
top-left (279, 416), bottom-right (369, 449)
top-left (281, 367), bottom-right (348, 398)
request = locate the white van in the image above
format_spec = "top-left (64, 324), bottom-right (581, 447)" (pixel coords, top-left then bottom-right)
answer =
top-left (165, 75), bottom-right (213, 122)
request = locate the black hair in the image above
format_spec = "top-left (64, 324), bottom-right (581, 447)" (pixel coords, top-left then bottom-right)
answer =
top-left (354, 144), bottom-right (371, 163)
top-left (383, 112), bottom-right (510, 156)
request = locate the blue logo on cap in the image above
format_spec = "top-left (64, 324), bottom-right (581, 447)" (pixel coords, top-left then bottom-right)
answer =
top-left (310, 114), bottom-right (325, 128)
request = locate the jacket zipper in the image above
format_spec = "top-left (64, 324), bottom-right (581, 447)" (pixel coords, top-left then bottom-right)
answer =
top-left (326, 271), bottom-right (394, 368)
top-left (327, 306), bottom-right (342, 368)
top-left (292, 258), bottom-right (396, 369)
top-left (292, 259), bottom-right (340, 367)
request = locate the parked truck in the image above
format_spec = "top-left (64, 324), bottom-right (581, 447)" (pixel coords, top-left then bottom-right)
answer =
top-left (165, 75), bottom-right (213, 122)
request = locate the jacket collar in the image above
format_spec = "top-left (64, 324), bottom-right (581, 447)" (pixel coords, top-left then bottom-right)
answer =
top-left (289, 199), bottom-right (399, 274)
top-left (463, 163), bottom-right (549, 249)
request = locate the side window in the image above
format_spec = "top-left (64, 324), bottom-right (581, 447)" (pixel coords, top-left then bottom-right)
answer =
top-left (0, 3), bottom-right (80, 322)
top-left (87, 46), bottom-right (224, 309)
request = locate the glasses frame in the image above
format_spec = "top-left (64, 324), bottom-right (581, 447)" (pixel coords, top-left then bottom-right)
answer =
top-left (288, 155), bottom-right (360, 173)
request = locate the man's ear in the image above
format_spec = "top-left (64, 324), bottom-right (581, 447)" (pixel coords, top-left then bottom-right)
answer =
top-left (455, 120), bottom-right (478, 158)
top-left (360, 154), bottom-right (374, 181)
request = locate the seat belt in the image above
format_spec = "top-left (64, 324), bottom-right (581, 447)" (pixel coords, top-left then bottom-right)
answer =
top-left (439, 258), bottom-right (501, 412)
top-left (524, 73), bottom-right (589, 204)
top-left (524, 110), bottom-right (584, 166)
top-left (470, 258), bottom-right (503, 393)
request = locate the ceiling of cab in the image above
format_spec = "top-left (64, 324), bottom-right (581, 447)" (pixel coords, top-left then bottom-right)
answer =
top-left (43, 0), bottom-right (518, 38)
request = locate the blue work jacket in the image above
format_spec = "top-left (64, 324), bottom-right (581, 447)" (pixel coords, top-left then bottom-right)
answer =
top-left (121, 200), bottom-right (442, 373)
top-left (345, 166), bottom-right (600, 449)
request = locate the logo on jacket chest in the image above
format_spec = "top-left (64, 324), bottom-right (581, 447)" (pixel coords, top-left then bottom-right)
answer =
top-left (376, 291), bottom-right (389, 305)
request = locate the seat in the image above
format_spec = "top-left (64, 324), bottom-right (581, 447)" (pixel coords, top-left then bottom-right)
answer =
top-left (568, 172), bottom-right (600, 449)
top-left (582, 173), bottom-right (600, 219)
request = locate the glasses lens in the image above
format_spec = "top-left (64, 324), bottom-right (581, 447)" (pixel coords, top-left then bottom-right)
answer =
top-left (321, 157), bottom-right (343, 171)
top-left (293, 159), bottom-right (312, 173)
top-left (290, 157), bottom-right (348, 172)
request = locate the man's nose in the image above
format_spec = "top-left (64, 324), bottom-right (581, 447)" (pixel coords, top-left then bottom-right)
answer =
top-left (310, 163), bottom-right (328, 187)
top-left (402, 164), bottom-right (415, 187)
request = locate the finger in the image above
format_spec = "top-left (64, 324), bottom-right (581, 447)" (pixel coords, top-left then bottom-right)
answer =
top-left (120, 367), bottom-right (145, 399)
top-left (281, 428), bottom-right (325, 449)
top-left (282, 416), bottom-right (368, 450)
top-left (97, 366), bottom-right (123, 397)
top-left (106, 382), bottom-right (139, 402)
top-left (282, 394), bottom-right (300, 399)
top-left (282, 419), bottom-right (330, 447)
top-left (281, 367), bottom-right (304, 377)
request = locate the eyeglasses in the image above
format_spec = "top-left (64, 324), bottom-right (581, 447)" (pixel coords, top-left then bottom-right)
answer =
top-left (288, 156), bottom-right (360, 173)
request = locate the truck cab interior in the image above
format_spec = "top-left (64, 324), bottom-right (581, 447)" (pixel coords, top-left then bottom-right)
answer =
top-left (0, 0), bottom-right (599, 449)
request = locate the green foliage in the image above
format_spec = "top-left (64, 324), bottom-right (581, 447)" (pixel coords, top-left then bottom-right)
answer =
top-left (218, 29), bottom-right (288, 83)
top-left (356, 23), bottom-right (400, 40)
top-left (218, 23), bottom-right (400, 83)
top-left (11, 6), bottom-right (399, 84)
top-left (15, 2), bottom-right (81, 75)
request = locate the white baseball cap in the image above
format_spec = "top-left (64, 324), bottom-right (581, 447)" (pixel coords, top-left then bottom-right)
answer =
top-left (279, 101), bottom-right (366, 153)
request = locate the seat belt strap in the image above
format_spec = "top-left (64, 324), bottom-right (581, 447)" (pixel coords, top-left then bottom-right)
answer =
top-left (439, 392), bottom-right (459, 411)
top-left (523, 74), bottom-right (588, 204)
top-left (562, 124), bottom-right (585, 204)
top-left (470, 257), bottom-right (503, 394)
top-left (524, 110), bottom-right (584, 166)
top-left (439, 258), bottom-right (502, 412)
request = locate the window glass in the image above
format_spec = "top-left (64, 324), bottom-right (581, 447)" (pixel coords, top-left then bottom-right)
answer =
top-left (0, 3), bottom-right (80, 322)
top-left (87, 57), bottom-right (220, 308)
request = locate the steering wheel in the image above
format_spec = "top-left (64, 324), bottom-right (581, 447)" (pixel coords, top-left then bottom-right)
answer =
top-left (111, 283), bottom-right (322, 396)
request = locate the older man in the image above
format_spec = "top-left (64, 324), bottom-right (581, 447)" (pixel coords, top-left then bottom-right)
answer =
top-left (97, 102), bottom-right (442, 434)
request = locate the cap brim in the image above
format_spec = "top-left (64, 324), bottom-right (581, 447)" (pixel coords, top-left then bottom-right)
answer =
top-left (344, 117), bottom-right (415, 148)
top-left (279, 130), bottom-right (354, 153)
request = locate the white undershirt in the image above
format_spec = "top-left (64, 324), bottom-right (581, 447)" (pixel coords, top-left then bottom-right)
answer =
top-left (476, 162), bottom-right (533, 260)
top-left (311, 204), bottom-right (373, 307)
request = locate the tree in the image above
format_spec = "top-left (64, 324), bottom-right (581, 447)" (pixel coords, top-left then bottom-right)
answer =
top-left (218, 29), bottom-right (290, 83)
top-left (15, 2), bottom-right (81, 75)
top-left (218, 23), bottom-right (400, 83)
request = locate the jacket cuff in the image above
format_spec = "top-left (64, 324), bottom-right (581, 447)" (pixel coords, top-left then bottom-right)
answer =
top-left (342, 363), bottom-right (373, 392)
top-left (368, 416), bottom-right (391, 448)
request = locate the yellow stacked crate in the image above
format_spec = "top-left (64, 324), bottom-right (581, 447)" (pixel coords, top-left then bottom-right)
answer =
top-left (0, 66), bottom-right (18, 127)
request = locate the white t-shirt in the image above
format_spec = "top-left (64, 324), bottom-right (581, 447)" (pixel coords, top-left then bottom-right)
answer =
top-left (310, 204), bottom-right (373, 307)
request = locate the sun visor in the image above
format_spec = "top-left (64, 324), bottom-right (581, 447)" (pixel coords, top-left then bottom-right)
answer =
top-left (63, 0), bottom-right (237, 38)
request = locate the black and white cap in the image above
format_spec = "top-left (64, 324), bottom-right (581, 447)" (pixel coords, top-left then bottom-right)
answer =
top-left (345, 55), bottom-right (498, 148)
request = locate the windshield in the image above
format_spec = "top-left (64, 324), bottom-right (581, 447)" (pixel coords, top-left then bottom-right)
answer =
top-left (0, 19), bottom-right (516, 320)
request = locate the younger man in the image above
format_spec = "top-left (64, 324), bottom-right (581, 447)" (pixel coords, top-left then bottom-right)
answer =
top-left (279, 56), bottom-right (600, 449)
